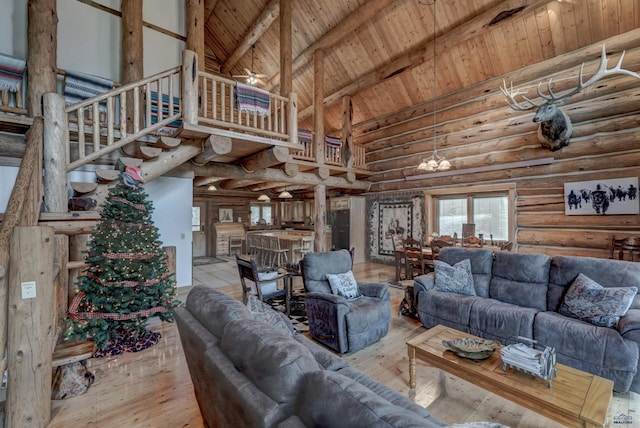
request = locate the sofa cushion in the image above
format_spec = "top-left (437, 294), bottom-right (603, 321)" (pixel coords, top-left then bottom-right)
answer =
top-left (185, 285), bottom-right (252, 338)
top-left (469, 298), bottom-right (538, 342)
top-left (246, 296), bottom-right (296, 335)
top-left (489, 252), bottom-right (551, 311)
top-left (559, 273), bottom-right (637, 328)
top-left (221, 319), bottom-right (320, 404)
top-left (439, 247), bottom-right (493, 297)
top-left (297, 370), bottom-right (445, 427)
top-left (418, 289), bottom-right (478, 331)
top-left (534, 311), bottom-right (639, 392)
top-left (326, 270), bottom-right (362, 300)
top-left (548, 255), bottom-right (640, 312)
top-left (434, 258), bottom-right (476, 296)
top-left (293, 334), bottom-right (350, 371)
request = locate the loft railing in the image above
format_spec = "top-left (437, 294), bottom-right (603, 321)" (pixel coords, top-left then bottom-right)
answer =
top-left (293, 140), bottom-right (367, 169)
top-left (197, 70), bottom-right (297, 144)
top-left (65, 66), bottom-right (182, 171)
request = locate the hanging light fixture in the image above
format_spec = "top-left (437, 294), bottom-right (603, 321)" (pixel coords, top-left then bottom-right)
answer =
top-left (417, 0), bottom-right (451, 172)
top-left (257, 194), bottom-right (270, 202)
top-left (247, 45), bottom-right (258, 85)
top-left (278, 187), bottom-right (293, 198)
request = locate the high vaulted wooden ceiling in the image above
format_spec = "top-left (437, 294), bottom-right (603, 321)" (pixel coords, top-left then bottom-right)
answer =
top-left (196, 0), bottom-right (640, 198)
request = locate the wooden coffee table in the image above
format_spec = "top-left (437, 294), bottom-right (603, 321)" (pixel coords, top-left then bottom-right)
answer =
top-left (407, 325), bottom-right (613, 428)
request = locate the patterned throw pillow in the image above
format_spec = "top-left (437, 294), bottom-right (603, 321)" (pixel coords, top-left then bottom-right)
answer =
top-left (560, 273), bottom-right (637, 328)
top-left (433, 258), bottom-right (476, 296)
top-left (246, 297), bottom-right (296, 335)
top-left (326, 270), bottom-right (362, 300)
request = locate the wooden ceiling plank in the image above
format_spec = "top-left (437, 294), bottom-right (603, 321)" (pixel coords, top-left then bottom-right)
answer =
top-left (298, 0), bottom-right (554, 121)
top-left (266, 0), bottom-right (395, 89)
top-left (220, 0), bottom-right (279, 74)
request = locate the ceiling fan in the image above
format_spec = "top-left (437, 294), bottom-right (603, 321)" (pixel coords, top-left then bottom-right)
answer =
top-left (233, 44), bottom-right (267, 86)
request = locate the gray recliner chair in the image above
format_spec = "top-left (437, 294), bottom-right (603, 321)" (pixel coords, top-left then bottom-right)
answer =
top-left (300, 250), bottom-right (391, 354)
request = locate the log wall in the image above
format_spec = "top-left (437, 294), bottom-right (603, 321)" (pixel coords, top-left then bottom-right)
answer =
top-left (356, 34), bottom-right (640, 258)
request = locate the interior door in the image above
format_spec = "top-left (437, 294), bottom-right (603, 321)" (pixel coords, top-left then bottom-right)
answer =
top-left (192, 201), bottom-right (207, 257)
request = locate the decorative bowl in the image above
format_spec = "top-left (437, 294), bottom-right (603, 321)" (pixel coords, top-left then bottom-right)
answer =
top-left (442, 337), bottom-right (500, 360)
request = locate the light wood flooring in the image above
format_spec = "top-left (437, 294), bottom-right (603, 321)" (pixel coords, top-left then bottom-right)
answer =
top-left (48, 258), bottom-right (640, 427)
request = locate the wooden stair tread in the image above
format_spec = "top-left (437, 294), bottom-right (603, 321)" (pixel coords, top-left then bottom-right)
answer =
top-left (52, 341), bottom-right (95, 367)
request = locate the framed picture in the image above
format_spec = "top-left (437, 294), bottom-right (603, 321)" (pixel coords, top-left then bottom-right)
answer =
top-left (378, 202), bottom-right (413, 256)
top-left (564, 177), bottom-right (639, 215)
top-left (219, 208), bottom-right (234, 223)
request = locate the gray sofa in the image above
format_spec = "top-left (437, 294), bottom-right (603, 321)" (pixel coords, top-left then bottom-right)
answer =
top-left (413, 247), bottom-right (640, 393)
top-left (175, 285), bottom-right (446, 428)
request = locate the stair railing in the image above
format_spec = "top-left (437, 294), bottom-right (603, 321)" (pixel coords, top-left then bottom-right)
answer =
top-left (65, 66), bottom-right (182, 171)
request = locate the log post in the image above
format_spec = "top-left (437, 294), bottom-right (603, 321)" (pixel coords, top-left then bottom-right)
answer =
top-left (314, 50), bottom-right (325, 167)
top-left (26, 0), bottom-right (58, 117)
top-left (7, 226), bottom-right (55, 428)
top-left (314, 184), bottom-right (327, 252)
top-left (53, 234), bottom-right (69, 343)
top-left (121, 0), bottom-right (144, 157)
top-left (280, 0), bottom-right (292, 97)
top-left (185, 0), bottom-right (205, 71)
top-left (140, 140), bottom-right (202, 183)
top-left (192, 135), bottom-right (232, 165)
top-left (182, 50), bottom-right (199, 125)
top-left (288, 92), bottom-right (298, 146)
top-left (0, 117), bottom-right (43, 375)
top-left (342, 95), bottom-right (353, 169)
top-left (43, 93), bottom-right (68, 213)
top-left (241, 146), bottom-right (289, 172)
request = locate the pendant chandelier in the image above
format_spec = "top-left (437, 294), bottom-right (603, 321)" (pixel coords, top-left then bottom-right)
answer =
top-left (278, 188), bottom-right (293, 198)
top-left (417, 0), bottom-right (451, 172)
top-left (257, 194), bottom-right (270, 202)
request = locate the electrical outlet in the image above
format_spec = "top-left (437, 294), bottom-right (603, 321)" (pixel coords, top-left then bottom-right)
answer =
top-left (21, 281), bottom-right (36, 299)
top-left (181, 233), bottom-right (186, 239)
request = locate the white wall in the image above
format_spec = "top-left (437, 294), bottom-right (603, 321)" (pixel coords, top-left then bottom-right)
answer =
top-left (0, 0), bottom-right (27, 57)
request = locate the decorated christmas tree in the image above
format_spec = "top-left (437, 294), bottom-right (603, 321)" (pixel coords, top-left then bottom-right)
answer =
top-left (65, 161), bottom-right (180, 357)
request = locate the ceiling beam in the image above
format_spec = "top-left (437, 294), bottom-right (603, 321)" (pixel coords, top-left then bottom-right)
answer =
top-left (298, 0), bottom-right (552, 120)
top-left (220, 0), bottom-right (279, 75)
top-left (266, 0), bottom-right (394, 89)
top-left (218, 179), bottom-right (261, 190)
top-left (184, 162), bottom-right (371, 190)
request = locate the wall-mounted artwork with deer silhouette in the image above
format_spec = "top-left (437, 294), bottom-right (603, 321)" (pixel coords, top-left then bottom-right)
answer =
top-left (564, 177), bottom-right (639, 216)
top-left (502, 45), bottom-right (640, 151)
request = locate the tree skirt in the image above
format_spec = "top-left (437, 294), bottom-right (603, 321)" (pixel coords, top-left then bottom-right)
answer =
top-left (93, 330), bottom-right (161, 358)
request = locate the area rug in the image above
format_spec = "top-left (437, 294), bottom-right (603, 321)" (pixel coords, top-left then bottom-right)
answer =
top-left (267, 292), bottom-right (309, 333)
top-left (193, 257), bottom-right (227, 266)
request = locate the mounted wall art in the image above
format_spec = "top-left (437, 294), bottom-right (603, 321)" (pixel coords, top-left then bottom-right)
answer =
top-left (564, 177), bottom-right (639, 215)
top-left (219, 208), bottom-right (234, 222)
top-left (378, 202), bottom-right (413, 256)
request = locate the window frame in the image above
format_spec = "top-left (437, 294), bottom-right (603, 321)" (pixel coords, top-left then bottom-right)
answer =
top-left (424, 184), bottom-right (515, 242)
top-left (250, 203), bottom-right (274, 226)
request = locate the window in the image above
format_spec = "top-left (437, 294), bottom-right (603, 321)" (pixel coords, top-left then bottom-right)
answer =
top-left (250, 204), bottom-right (273, 226)
top-left (427, 184), bottom-right (514, 242)
top-left (191, 207), bottom-right (201, 231)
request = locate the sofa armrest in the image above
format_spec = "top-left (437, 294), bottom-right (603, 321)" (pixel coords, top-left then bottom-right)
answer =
top-left (619, 309), bottom-right (640, 336)
top-left (305, 291), bottom-right (349, 307)
top-left (413, 272), bottom-right (435, 295)
top-left (358, 282), bottom-right (390, 301)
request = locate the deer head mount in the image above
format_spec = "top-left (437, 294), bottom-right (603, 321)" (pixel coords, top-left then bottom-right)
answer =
top-left (501, 45), bottom-right (640, 151)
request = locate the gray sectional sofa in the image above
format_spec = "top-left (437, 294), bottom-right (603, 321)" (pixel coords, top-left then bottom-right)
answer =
top-left (175, 285), bottom-right (446, 428)
top-left (413, 247), bottom-right (640, 393)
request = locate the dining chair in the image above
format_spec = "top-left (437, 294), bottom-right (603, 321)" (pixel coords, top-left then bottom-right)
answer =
top-left (404, 237), bottom-right (427, 279)
top-left (293, 235), bottom-right (314, 263)
top-left (235, 255), bottom-right (287, 303)
top-left (229, 235), bottom-right (244, 256)
top-left (269, 236), bottom-right (289, 268)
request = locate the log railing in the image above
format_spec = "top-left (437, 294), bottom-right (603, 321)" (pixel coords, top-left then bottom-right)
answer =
top-left (323, 142), bottom-right (367, 169)
top-left (65, 66), bottom-right (182, 171)
top-left (197, 70), bottom-right (297, 144)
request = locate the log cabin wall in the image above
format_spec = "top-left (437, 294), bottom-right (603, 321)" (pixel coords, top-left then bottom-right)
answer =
top-left (357, 34), bottom-right (640, 260)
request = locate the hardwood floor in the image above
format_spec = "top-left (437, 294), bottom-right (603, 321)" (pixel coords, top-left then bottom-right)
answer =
top-left (48, 259), bottom-right (639, 427)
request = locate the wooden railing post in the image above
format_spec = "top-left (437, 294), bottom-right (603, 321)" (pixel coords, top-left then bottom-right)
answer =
top-left (7, 226), bottom-right (55, 428)
top-left (182, 50), bottom-right (199, 125)
top-left (43, 93), bottom-right (68, 212)
top-left (288, 92), bottom-right (298, 146)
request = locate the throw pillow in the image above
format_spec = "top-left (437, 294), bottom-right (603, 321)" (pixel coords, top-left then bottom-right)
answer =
top-left (246, 296), bottom-right (296, 335)
top-left (434, 258), bottom-right (476, 296)
top-left (257, 270), bottom-right (279, 296)
top-left (326, 270), bottom-right (362, 300)
top-left (560, 273), bottom-right (637, 328)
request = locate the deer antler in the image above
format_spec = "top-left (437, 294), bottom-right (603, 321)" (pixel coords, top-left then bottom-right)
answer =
top-left (500, 79), bottom-right (542, 111)
top-left (538, 45), bottom-right (640, 104)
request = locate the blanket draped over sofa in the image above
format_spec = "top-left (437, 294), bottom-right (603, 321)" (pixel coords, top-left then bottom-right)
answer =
top-left (414, 247), bottom-right (640, 393)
